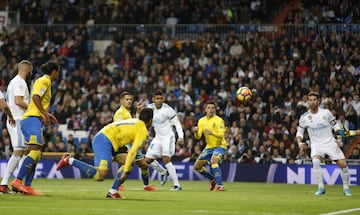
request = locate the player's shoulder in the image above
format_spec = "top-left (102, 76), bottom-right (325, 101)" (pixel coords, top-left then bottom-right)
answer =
top-left (9, 75), bottom-right (23, 85)
top-left (299, 111), bottom-right (310, 120)
top-left (147, 103), bottom-right (155, 109)
top-left (161, 103), bottom-right (173, 110)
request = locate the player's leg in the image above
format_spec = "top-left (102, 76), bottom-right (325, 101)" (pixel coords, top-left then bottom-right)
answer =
top-left (312, 154), bottom-right (325, 195)
top-left (194, 148), bottom-right (216, 190)
top-left (145, 139), bottom-right (169, 186)
top-left (330, 145), bottom-right (352, 196)
top-left (136, 157), bottom-right (158, 191)
top-left (113, 148), bottom-right (127, 191)
top-left (11, 117), bottom-right (43, 195)
top-left (211, 147), bottom-right (226, 191)
top-left (162, 135), bottom-right (181, 191)
top-left (1, 120), bottom-right (25, 193)
top-left (57, 133), bottom-right (112, 181)
top-left (336, 159), bottom-right (352, 196)
top-left (162, 155), bottom-right (181, 191)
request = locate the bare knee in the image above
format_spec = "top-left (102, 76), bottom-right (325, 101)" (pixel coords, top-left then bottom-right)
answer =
top-left (162, 156), bottom-right (171, 164)
top-left (136, 159), bottom-right (148, 170)
top-left (145, 157), bottom-right (154, 164)
top-left (194, 161), bottom-right (205, 171)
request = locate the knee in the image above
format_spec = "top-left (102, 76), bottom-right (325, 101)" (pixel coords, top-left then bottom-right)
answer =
top-left (194, 162), bottom-right (202, 171)
top-left (162, 156), bottom-right (171, 164)
top-left (145, 157), bottom-right (153, 164)
top-left (137, 160), bottom-right (148, 169)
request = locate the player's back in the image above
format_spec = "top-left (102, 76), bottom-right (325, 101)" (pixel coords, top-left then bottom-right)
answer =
top-left (101, 118), bottom-right (148, 152)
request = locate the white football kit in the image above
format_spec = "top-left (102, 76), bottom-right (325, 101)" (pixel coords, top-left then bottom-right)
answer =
top-left (296, 108), bottom-right (345, 160)
top-left (6, 75), bottom-right (30, 150)
top-left (146, 103), bottom-right (184, 159)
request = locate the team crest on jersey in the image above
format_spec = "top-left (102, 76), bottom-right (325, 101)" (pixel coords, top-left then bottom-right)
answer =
top-left (19, 85), bottom-right (24, 90)
top-left (39, 88), bottom-right (45, 95)
top-left (308, 115), bottom-right (312, 120)
top-left (213, 123), bottom-right (216, 128)
top-left (323, 116), bottom-right (326, 120)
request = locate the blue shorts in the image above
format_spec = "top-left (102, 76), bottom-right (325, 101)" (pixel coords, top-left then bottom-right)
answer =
top-left (92, 133), bottom-right (113, 170)
top-left (21, 117), bottom-right (44, 145)
top-left (197, 147), bottom-right (226, 164)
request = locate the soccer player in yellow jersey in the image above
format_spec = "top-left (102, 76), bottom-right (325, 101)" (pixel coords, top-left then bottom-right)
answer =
top-left (192, 101), bottom-right (227, 191)
top-left (56, 108), bottom-right (153, 198)
top-left (11, 61), bottom-right (59, 196)
top-left (112, 91), bottom-right (157, 191)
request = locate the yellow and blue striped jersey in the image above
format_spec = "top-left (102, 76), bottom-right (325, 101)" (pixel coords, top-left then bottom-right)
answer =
top-left (101, 118), bottom-right (148, 172)
top-left (113, 106), bottom-right (131, 121)
top-left (194, 115), bottom-right (227, 149)
top-left (22, 75), bottom-right (51, 120)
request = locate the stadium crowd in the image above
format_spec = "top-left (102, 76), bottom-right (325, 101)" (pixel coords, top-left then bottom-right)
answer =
top-left (1, 0), bottom-right (360, 164)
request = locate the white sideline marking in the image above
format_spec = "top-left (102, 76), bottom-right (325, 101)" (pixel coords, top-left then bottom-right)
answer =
top-left (320, 208), bottom-right (360, 215)
top-left (0, 206), bottom-right (302, 215)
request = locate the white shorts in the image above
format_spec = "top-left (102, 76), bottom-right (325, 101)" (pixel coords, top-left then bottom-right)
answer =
top-left (145, 134), bottom-right (175, 159)
top-left (311, 141), bottom-right (345, 160)
top-left (7, 119), bottom-right (25, 150)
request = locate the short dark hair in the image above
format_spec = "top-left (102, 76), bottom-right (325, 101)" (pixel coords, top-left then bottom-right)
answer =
top-left (308, 91), bottom-right (320, 98)
top-left (206, 100), bottom-right (217, 107)
top-left (120, 91), bottom-right (132, 99)
top-left (40, 61), bottom-right (59, 75)
top-left (139, 108), bottom-right (153, 123)
top-left (152, 89), bottom-right (163, 97)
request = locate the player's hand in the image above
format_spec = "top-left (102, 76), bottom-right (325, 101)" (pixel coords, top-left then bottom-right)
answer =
top-left (191, 126), bottom-right (199, 132)
top-left (118, 171), bottom-right (130, 183)
top-left (336, 139), bottom-right (343, 147)
top-left (136, 101), bottom-right (145, 112)
top-left (177, 138), bottom-right (184, 145)
top-left (204, 128), bottom-right (212, 135)
top-left (8, 118), bottom-right (16, 127)
top-left (298, 142), bottom-right (306, 149)
top-left (48, 113), bottom-right (58, 124)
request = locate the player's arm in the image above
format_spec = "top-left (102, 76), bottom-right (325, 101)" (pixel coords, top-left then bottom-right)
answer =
top-left (123, 128), bottom-right (147, 173)
top-left (296, 118), bottom-right (306, 149)
top-left (0, 98), bottom-right (15, 126)
top-left (15, 95), bottom-right (28, 110)
top-left (328, 111), bottom-right (344, 145)
top-left (193, 119), bottom-right (203, 140)
top-left (171, 114), bottom-right (184, 143)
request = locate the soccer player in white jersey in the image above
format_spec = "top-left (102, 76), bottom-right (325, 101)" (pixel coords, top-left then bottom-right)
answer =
top-left (0, 60), bottom-right (32, 194)
top-left (296, 92), bottom-right (352, 196)
top-left (145, 89), bottom-right (184, 191)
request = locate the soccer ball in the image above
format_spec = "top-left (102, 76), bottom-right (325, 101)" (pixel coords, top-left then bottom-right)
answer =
top-left (236, 87), bottom-right (252, 103)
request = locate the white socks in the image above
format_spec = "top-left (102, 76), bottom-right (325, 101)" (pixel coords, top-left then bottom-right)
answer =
top-left (341, 167), bottom-right (350, 189)
top-left (149, 160), bottom-right (167, 175)
top-left (312, 159), bottom-right (324, 188)
top-left (165, 162), bottom-right (180, 187)
top-left (1, 155), bottom-right (23, 185)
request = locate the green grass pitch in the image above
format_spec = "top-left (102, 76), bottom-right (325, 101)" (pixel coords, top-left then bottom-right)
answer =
top-left (0, 179), bottom-right (359, 215)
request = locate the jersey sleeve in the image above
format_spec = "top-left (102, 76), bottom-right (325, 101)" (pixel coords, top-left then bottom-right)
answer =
top-left (326, 109), bottom-right (340, 131)
top-left (32, 77), bottom-right (49, 97)
top-left (14, 80), bottom-right (27, 97)
top-left (296, 115), bottom-right (306, 138)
